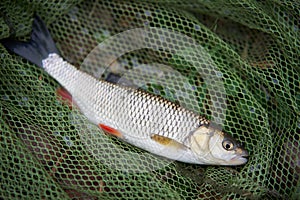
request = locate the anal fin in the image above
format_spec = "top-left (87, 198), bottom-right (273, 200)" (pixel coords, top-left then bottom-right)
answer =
top-left (99, 124), bottom-right (123, 138)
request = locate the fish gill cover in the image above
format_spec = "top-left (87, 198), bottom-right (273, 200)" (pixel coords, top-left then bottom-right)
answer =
top-left (0, 0), bottom-right (299, 199)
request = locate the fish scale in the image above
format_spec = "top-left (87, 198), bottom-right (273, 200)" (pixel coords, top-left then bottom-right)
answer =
top-left (43, 53), bottom-right (207, 145)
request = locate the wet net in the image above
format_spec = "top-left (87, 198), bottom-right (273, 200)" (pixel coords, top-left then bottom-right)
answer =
top-left (0, 0), bottom-right (299, 199)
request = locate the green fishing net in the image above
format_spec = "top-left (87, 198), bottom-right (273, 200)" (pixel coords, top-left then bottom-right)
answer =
top-left (0, 0), bottom-right (299, 199)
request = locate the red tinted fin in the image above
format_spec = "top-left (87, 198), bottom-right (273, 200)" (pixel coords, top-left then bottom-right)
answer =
top-left (98, 124), bottom-right (122, 138)
top-left (56, 87), bottom-right (75, 108)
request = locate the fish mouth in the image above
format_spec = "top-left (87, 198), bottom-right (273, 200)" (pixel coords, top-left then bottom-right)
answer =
top-left (229, 155), bottom-right (248, 165)
top-left (229, 148), bottom-right (249, 165)
top-left (235, 147), bottom-right (249, 158)
top-left (240, 150), bottom-right (249, 158)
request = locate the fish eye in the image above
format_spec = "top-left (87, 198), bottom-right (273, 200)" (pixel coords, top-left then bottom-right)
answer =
top-left (222, 140), bottom-right (234, 151)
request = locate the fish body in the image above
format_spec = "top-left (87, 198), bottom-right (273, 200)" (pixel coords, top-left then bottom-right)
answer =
top-left (2, 16), bottom-right (248, 165)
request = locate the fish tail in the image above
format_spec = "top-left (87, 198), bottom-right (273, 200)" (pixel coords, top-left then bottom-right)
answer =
top-left (1, 15), bottom-right (59, 68)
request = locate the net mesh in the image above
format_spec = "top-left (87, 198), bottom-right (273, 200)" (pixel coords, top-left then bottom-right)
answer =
top-left (0, 0), bottom-right (299, 199)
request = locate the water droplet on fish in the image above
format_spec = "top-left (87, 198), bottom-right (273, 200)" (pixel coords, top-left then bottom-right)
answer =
top-left (63, 136), bottom-right (73, 146)
top-left (144, 21), bottom-right (149, 26)
top-left (216, 71), bottom-right (223, 77)
top-left (159, 35), bottom-right (166, 42)
top-left (272, 78), bottom-right (279, 84)
top-left (82, 28), bottom-right (89, 34)
top-left (194, 24), bottom-right (200, 31)
top-left (131, 57), bottom-right (139, 67)
top-left (153, 88), bottom-right (160, 95)
top-left (145, 10), bottom-right (151, 16)
top-left (19, 70), bottom-right (26, 75)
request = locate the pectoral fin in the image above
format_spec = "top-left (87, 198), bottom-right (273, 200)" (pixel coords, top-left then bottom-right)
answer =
top-left (151, 134), bottom-right (187, 149)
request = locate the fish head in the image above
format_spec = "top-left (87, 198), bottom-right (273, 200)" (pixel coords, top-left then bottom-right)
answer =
top-left (189, 125), bottom-right (248, 165)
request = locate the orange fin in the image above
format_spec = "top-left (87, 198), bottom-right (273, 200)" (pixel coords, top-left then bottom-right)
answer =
top-left (56, 87), bottom-right (75, 108)
top-left (99, 124), bottom-right (122, 138)
top-left (151, 134), bottom-right (185, 148)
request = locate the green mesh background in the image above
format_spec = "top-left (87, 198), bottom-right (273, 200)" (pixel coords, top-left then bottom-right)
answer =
top-left (0, 0), bottom-right (299, 199)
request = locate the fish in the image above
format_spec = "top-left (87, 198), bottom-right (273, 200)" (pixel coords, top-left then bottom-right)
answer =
top-left (1, 16), bottom-right (248, 165)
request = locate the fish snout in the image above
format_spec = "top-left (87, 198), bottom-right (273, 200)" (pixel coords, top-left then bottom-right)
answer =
top-left (235, 147), bottom-right (249, 158)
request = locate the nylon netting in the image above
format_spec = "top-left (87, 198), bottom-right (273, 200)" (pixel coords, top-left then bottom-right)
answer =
top-left (0, 0), bottom-right (299, 199)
